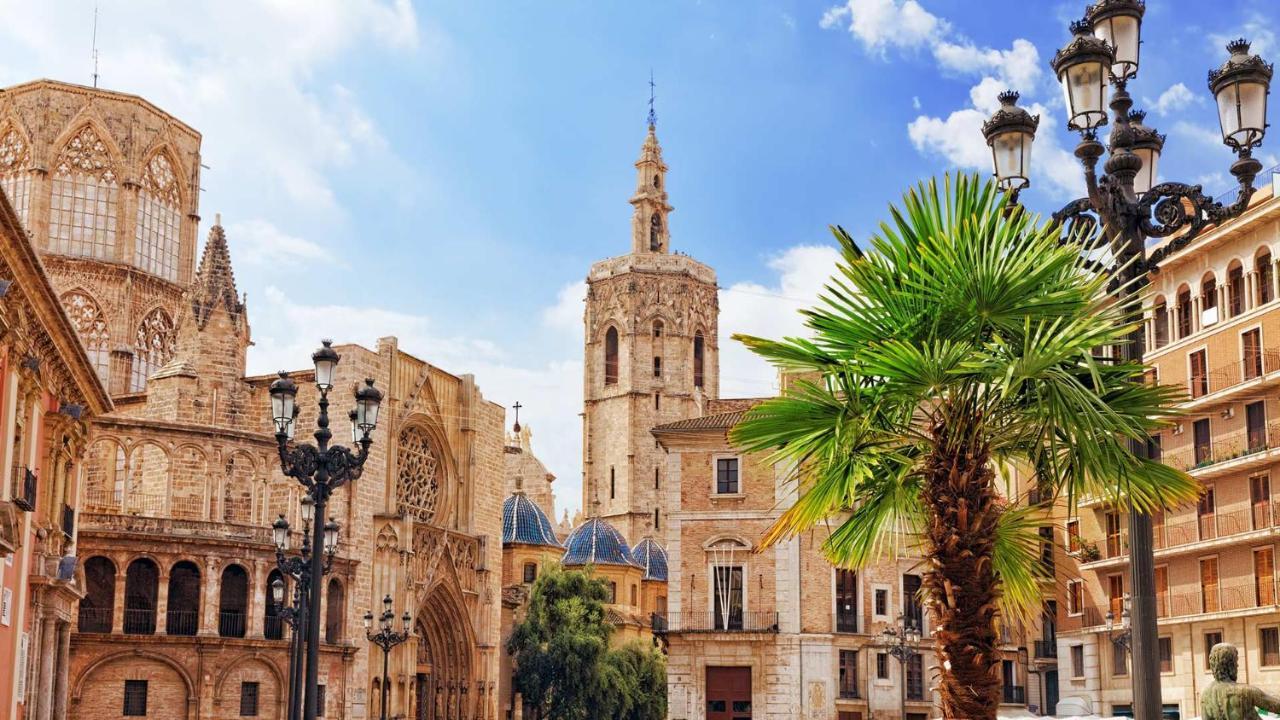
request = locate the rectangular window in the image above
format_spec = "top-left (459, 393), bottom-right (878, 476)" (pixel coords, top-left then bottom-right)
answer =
top-left (903, 574), bottom-right (923, 631)
top-left (1253, 474), bottom-right (1273, 530)
top-left (1105, 512), bottom-right (1123, 558)
top-left (1194, 417), bottom-right (1212, 467)
top-left (1205, 631), bottom-right (1223, 669)
top-left (1067, 520), bottom-right (1081, 553)
top-left (839, 650), bottom-right (859, 698)
top-left (1201, 558), bottom-right (1221, 613)
top-left (1113, 636), bottom-right (1128, 676)
top-left (609, 467), bottom-right (615, 499)
top-left (1177, 290), bottom-right (1193, 338)
top-left (715, 458), bottom-right (739, 494)
top-left (1244, 328), bottom-right (1264, 380)
top-left (1190, 349), bottom-right (1209, 398)
top-left (712, 566), bottom-right (744, 631)
top-left (1230, 265), bottom-right (1246, 316)
top-left (1154, 302), bottom-right (1170, 348)
top-left (1039, 526), bottom-right (1055, 574)
top-left (1071, 645), bottom-right (1085, 679)
top-left (874, 588), bottom-right (888, 617)
top-left (1199, 486), bottom-right (1217, 540)
top-left (1107, 574), bottom-right (1124, 618)
top-left (1248, 400), bottom-right (1268, 452)
top-left (655, 392), bottom-right (660, 410)
top-left (1066, 580), bottom-right (1082, 616)
top-left (1256, 547), bottom-right (1276, 606)
top-left (1262, 627), bottom-right (1280, 667)
top-left (1155, 566), bottom-right (1169, 617)
top-left (1159, 636), bottom-right (1173, 673)
top-left (240, 682), bottom-right (260, 717)
top-left (653, 356), bottom-right (662, 378)
top-left (608, 581), bottom-right (617, 604)
top-left (523, 563), bottom-right (537, 584)
top-left (1261, 253), bottom-right (1275, 305)
top-left (123, 680), bottom-right (148, 717)
top-left (906, 654), bottom-right (924, 700)
top-left (835, 569), bottom-right (858, 633)
top-left (876, 652), bottom-right (889, 680)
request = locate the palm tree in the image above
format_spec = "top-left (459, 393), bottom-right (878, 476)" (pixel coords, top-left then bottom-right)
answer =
top-left (731, 174), bottom-right (1198, 719)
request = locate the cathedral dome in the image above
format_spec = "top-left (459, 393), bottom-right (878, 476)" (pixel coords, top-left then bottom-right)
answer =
top-left (631, 537), bottom-right (668, 582)
top-left (562, 518), bottom-right (641, 568)
top-left (502, 493), bottom-right (562, 548)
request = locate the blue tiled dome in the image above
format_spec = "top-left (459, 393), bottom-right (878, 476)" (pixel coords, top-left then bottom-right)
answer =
top-left (562, 518), bottom-right (641, 568)
top-left (502, 493), bottom-right (562, 548)
top-left (631, 537), bottom-right (668, 582)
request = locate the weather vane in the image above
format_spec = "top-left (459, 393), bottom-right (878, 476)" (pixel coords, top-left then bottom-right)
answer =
top-left (648, 70), bottom-right (657, 128)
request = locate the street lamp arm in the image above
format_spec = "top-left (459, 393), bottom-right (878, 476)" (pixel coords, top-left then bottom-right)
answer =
top-left (278, 441), bottom-right (322, 486)
top-left (1142, 174), bottom-right (1261, 267)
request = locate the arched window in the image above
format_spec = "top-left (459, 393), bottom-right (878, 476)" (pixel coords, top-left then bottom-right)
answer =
top-left (652, 320), bottom-right (663, 337)
top-left (1259, 251), bottom-right (1274, 305)
top-left (650, 213), bottom-right (662, 251)
top-left (397, 426), bottom-right (443, 524)
top-left (50, 125), bottom-right (119, 260)
top-left (124, 558), bottom-right (159, 635)
top-left (1228, 261), bottom-right (1245, 317)
top-left (653, 174), bottom-right (661, 188)
top-left (1176, 286), bottom-right (1193, 339)
top-left (604, 327), bottom-right (619, 385)
top-left (1201, 273), bottom-right (1218, 324)
top-left (60, 290), bottom-right (110, 386)
top-left (219, 564), bottom-right (249, 638)
top-left (1152, 297), bottom-right (1169, 349)
top-left (79, 556), bottom-right (116, 633)
top-left (0, 125), bottom-right (32, 225)
top-left (693, 331), bottom-right (705, 388)
top-left (135, 152), bottom-right (182, 282)
top-left (131, 308), bottom-right (175, 392)
top-left (165, 561), bottom-right (200, 636)
top-left (265, 569), bottom-right (286, 640)
top-left (325, 578), bottom-right (345, 643)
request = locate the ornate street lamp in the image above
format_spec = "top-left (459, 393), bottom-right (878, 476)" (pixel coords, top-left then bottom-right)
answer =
top-left (1105, 594), bottom-right (1134, 657)
top-left (269, 341), bottom-right (383, 720)
top-left (365, 594), bottom-right (413, 720)
top-left (982, 6), bottom-right (1271, 717)
top-left (882, 615), bottom-right (923, 720)
top-left (272, 507), bottom-right (340, 720)
top-left (982, 90), bottom-right (1041, 200)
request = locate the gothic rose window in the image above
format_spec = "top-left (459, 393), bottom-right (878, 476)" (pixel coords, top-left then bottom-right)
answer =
top-left (130, 308), bottom-right (175, 392)
top-left (135, 152), bottom-right (182, 282)
top-left (60, 290), bottom-right (110, 385)
top-left (397, 426), bottom-right (443, 523)
top-left (50, 125), bottom-right (119, 260)
top-left (0, 126), bottom-right (32, 226)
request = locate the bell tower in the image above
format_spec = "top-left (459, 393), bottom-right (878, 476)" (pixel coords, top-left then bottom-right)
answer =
top-left (581, 100), bottom-right (720, 542)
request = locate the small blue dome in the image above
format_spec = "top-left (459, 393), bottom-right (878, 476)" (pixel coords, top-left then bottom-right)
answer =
top-left (631, 537), bottom-right (668, 582)
top-left (502, 493), bottom-right (561, 548)
top-left (562, 518), bottom-right (641, 568)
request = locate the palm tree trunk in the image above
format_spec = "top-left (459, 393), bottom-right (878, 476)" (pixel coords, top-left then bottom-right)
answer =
top-left (921, 419), bottom-right (1003, 719)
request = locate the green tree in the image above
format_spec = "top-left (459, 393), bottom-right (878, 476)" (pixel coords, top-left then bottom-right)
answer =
top-left (506, 566), bottom-right (666, 720)
top-left (730, 175), bottom-right (1198, 719)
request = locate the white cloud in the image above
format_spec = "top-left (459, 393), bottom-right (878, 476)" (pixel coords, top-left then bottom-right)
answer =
top-left (1171, 120), bottom-right (1225, 150)
top-left (718, 245), bottom-right (842, 398)
top-left (226, 219), bottom-right (335, 267)
top-left (1210, 18), bottom-right (1275, 60)
top-left (820, 0), bottom-right (948, 55)
top-left (934, 37), bottom-right (1041, 90)
top-left (542, 281), bottom-right (587, 334)
top-left (1145, 83), bottom-right (1204, 117)
top-left (912, 96), bottom-right (921, 110)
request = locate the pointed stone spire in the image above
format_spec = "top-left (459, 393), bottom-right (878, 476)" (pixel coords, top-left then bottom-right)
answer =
top-left (630, 98), bottom-right (672, 255)
top-left (190, 217), bottom-right (244, 330)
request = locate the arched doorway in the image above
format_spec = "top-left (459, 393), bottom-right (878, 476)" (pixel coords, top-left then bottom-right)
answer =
top-left (414, 585), bottom-right (475, 720)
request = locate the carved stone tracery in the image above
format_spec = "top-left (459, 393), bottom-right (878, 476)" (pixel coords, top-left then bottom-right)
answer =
top-left (397, 426), bottom-right (443, 524)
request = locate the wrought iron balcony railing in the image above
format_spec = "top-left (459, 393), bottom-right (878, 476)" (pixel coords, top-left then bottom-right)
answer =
top-left (264, 615), bottom-right (285, 640)
top-left (219, 610), bottom-right (247, 638)
top-left (123, 608), bottom-right (156, 635)
top-left (651, 611), bottom-right (779, 634)
top-left (11, 466), bottom-right (36, 512)
top-left (1034, 639), bottom-right (1058, 659)
top-left (77, 606), bottom-right (112, 633)
top-left (165, 609), bottom-right (199, 636)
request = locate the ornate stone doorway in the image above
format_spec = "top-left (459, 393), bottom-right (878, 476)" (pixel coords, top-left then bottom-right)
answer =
top-left (414, 584), bottom-right (475, 720)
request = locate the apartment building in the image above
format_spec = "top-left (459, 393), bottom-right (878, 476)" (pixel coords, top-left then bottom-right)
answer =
top-left (1058, 180), bottom-right (1280, 718)
top-left (654, 400), bottom-right (1051, 719)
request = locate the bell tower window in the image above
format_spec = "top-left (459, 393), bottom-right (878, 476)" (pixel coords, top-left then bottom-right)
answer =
top-left (604, 327), bottom-right (619, 385)
top-left (650, 214), bottom-right (662, 252)
top-left (694, 331), bottom-right (705, 388)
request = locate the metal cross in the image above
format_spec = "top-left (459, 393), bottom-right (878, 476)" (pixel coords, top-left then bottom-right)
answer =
top-left (512, 401), bottom-right (522, 433)
top-left (648, 70), bottom-right (657, 127)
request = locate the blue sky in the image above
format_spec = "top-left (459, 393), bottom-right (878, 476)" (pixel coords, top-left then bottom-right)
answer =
top-left (1, 0), bottom-right (1276, 518)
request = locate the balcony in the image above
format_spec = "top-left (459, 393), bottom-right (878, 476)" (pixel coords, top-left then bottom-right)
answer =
top-left (1185, 349), bottom-right (1280, 408)
top-left (264, 615), bottom-right (285, 640)
top-left (11, 466), bottom-right (36, 511)
top-left (1002, 686), bottom-right (1027, 704)
top-left (651, 611), bottom-right (779, 634)
top-left (1034, 640), bottom-right (1058, 659)
top-left (1162, 420), bottom-right (1280, 480)
top-left (165, 609), bottom-right (198, 636)
top-left (77, 606), bottom-right (111, 633)
top-left (219, 610), bottom-right (247, 638)
top-left (123, 608), bottom-right (156, 635)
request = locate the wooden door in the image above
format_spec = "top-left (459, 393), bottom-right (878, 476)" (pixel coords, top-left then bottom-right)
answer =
top-left (1253, 475), bottom-right (1273, 529)
top-left (1255, 547), bottom-right (1275, 606)
top-left (1201, 558), bottom-right (1220, 613)
top-left (1199, 486), bottom-right (1217, 540)
top-left (706, 667), bottom-right (752, 720)
top-left (1154, 566), bottom-right (1169, 617)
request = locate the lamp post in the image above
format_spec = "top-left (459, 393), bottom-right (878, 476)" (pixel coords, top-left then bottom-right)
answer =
top-left (364, 595), bottom-right (413, 720)
top-left (982, 4), bottom-right (1271, 718)
top-left (272, 495), bottom-right (339, 720)
top-left (1106, 593), bottom-right (1134, 658)
top-left (270, 340), bottom-right (383, 720)
top-left (882, 614), bottom-right (923, 720)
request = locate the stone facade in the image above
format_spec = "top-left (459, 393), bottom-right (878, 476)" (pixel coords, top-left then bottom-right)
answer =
top-left (0, 78), bottom-right (507, 720)
top-left (0, 171), bottom-right (112, 720)
top-left (581, 121), bottom-right (720, 544)
top-left (1059, 184), bottom-right (1280, 718)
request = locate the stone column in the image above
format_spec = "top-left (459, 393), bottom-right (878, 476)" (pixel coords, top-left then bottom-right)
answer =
top-left (156, 567), bottom-right (171, 634)
top-left (52, 621), bottom-right (71, 720)
top-left (200, 557), bottom-right (219, 636)
top-left (248, 559), bottom-right (266, 639)
top-left (37, 614), bottom-right (57, 720)
top-left (112, 563), bottom-right (127, 634)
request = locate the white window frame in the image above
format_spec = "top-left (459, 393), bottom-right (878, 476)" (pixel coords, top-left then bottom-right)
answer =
top-left (1066, 579), bottom-right (1083, 617)
top-left (872, 584), bottom-right (891, 620)
top-left (710, 453), bottom-right (744, 498)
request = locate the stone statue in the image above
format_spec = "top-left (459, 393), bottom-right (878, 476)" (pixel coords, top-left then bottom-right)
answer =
top-left (1202, 643), bottom-right (1280, 720)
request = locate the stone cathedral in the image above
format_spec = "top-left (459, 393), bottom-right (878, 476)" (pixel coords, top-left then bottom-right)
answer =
top-left (581, 118), bottom-right (720, 542)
